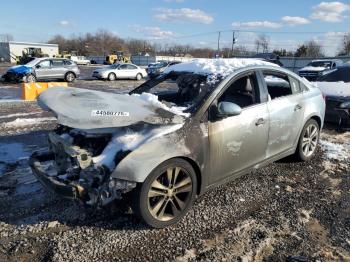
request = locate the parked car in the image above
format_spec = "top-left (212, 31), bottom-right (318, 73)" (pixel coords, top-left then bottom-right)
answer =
top-left (69, 56), bottom-right (91, 65)
top-left (298, 59), bottom-right (343, 81)
top-left (252, 53), bottom-right (283, 66)
top-left (30, 59), bottom-right (325, 228)
top-left (92, 63), bottom-right (147, 81)
top-left (314, 64), bottom-right (350, 130)
top-left (147, 61), bottom-right (181, 79)
top-left (2, 58), bottom-right (80, 83)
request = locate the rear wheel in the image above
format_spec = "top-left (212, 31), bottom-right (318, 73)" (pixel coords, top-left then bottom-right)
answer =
top-left (132, 158), bottom-right (197, 228)
top-left (295, 119), bottom-right (320, 161)
top-left (108, 73), bottom-right (116, 81)
top-left (65, 72), bottom-right (76, 82)
top-left (136, 73), bottom-right (142, 81)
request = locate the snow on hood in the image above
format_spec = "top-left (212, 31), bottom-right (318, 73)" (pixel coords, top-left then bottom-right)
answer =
top-left (313, 81), bottom-right (350, 97)
top-left (38, 87), bottom-right (187, 129)
top-left (299, 66), bottom-right (327, 72)
top-left (163, 58), bottom-right (277, 77)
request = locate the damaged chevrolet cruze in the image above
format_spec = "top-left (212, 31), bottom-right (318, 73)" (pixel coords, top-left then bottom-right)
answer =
top-left (30, 59), bottom-right (325, 228)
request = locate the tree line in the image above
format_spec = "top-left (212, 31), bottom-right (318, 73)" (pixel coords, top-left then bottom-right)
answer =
top-left (46, 31), bottom-right (350, 58)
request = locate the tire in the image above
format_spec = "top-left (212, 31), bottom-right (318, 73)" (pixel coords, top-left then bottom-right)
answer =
top-left (132, 158), bottom-right (197, 228)
top-left (25, 74), bottom-right (36, 83)
top-left (295, 119), bottom-right (320, 161)
top-left (108, 73), bottom-right (116, 81)
top-left (86, 62), bottom-right (91, 66)
top-left (136, 73), bottom-right (142, 81)
top-left (65, 72), bottom-right (76, 82)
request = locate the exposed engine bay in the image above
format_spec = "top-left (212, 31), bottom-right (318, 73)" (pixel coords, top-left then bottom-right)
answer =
top-left (31, 126), bottom-right (137, 207)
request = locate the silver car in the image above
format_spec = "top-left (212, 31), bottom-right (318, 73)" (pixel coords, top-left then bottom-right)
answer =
top-left (92, 63), bottom-right (147, 81)
top-left (30, 59), bottom-right (325, 228)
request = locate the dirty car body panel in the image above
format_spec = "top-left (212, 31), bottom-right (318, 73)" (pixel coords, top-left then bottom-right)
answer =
top-left (30, 60), bottom-right (325, 213)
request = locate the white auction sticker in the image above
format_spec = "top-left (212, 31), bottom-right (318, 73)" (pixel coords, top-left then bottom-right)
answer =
top-left (91, 110), bottom-right (130, 117)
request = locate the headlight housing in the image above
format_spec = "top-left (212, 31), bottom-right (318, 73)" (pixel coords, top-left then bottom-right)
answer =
top-left (339, 101), bottom-right (350, 109)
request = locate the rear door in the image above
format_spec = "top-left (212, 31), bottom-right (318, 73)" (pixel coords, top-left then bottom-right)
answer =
top-left (259, 70), bottom-right (305, 158)
top-left (126, 64), bottom-right (138, 78)
top-left (50, 59), bottom-right (67, 79)
top-left (117, 64), bottom-right (129, 79)
top-left (208, 71), bottom-right (269, 184)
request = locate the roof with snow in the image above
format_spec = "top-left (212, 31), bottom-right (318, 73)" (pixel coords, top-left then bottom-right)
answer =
top-left (163, 58), bottom-right (278, 77)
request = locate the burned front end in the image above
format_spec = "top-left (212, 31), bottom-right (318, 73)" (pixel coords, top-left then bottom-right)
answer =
top-left (29, 126), bottom-right (136, 206)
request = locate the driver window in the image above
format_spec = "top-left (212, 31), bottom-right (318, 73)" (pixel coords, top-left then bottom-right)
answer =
top-left (218, 73), bottom-right (259, 109)
top-left (119, 64), bottom-right (128, 69)
top-left (38, 60), bottom-right (51, 68)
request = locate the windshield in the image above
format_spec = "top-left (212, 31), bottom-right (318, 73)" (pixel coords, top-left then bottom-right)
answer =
top-left (130, 72), bottom-right (219, 113)
top-left (109, 64), bottom-right (119, 69)
top-left (25, 58), bottom-right (42, 67)
top-left (308, 61), bottom-right (332, 68)
top-left (317, 68), bottom-right (350, 83)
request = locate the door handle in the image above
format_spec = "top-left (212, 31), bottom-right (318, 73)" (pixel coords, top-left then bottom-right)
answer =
top-left (255, 118), bottom-right (265, 126)
top-left (294, 104), bottom-right (302, 111)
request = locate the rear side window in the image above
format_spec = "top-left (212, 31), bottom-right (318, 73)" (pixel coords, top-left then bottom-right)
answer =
top-left (64, 60), bottom-right (73, 66)
top-left (51, 60), bottom-right (64, 67)
top-left (127, 64), bottom-right (137, 70)
top-left (263, 71), bottom-right (293, 100)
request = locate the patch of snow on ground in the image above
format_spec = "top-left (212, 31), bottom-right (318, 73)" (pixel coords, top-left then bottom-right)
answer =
top-left (1, 117), bottom-right (56, 128)
top-left (163, 58), bottom-right (277, 77)
top-left (320, 139), bottom-right (349, 161)
top-left (132, 92), bottom-right (190, 117)
top-left (0, 112), bottom-right (40, 119)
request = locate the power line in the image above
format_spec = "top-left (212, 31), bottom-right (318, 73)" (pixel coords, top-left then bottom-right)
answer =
top-left (170, 29), bottom-right (348, 40)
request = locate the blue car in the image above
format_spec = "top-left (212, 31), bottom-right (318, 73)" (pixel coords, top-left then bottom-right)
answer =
top-left (2, 58), bottom-right (80, 83)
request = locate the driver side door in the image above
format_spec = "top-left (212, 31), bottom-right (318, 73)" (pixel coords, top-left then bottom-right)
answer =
top-left (34, 59), bottom-right (52, 80)
top-left (208, 71), bottom-right (269, 184)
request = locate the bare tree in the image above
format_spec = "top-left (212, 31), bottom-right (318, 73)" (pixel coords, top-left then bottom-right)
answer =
top-left (255, 35), bottom-right (270, 53)
top-left (338, 33), bottom-right (350, 56)
top-left (0, 34), bottom-right (14, 42)
top-left (305, 40), bottom-right (324, 58)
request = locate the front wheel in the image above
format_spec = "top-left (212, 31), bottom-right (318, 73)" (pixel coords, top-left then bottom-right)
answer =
top-left (25, 74), bottom-right (36, 83)
top-left (295, 119), bottom-right (320, 161)
top-left (108, 73), bottom-right (116, 81)
top-left (132, 159), bottom-right (197, 228)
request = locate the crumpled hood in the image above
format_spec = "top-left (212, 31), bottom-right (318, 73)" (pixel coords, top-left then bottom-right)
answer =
top-left (38, 87), bottom-right (185, 129)
top-left (7, 65), bottom-right (33, 74)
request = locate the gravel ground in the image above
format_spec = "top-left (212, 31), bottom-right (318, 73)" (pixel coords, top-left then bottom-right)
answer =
top-left (0, 65), bottom-right (349, 261)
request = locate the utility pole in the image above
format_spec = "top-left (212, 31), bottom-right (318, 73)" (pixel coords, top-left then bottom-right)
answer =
top-left (231, 31), bottom-right (236, 57)
top-left (217, 31), bottom-right (221, 57)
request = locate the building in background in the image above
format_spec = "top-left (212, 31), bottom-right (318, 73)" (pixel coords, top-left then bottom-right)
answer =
top-left (0, 41), bottom-right (58, 63)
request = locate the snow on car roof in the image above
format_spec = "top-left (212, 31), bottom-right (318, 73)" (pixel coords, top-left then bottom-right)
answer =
top-left (163, 58), bottom-right (277, 77)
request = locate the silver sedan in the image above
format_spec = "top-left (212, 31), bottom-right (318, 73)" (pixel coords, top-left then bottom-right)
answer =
top-left (92, 63), bottom-right (147, 81)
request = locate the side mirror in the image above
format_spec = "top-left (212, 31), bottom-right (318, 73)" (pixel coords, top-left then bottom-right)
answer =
top-left (35, 64), bottom-right (41, 69)
top-left (217, 102), bottom-right (242, 118)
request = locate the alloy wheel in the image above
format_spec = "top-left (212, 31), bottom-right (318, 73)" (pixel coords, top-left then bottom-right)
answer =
top-left (66, 73), bottom-right (75, 82)
top-left (147, 166), bottom-right (193, 222)
top-left (302, 123), bottom-right (318, 157)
